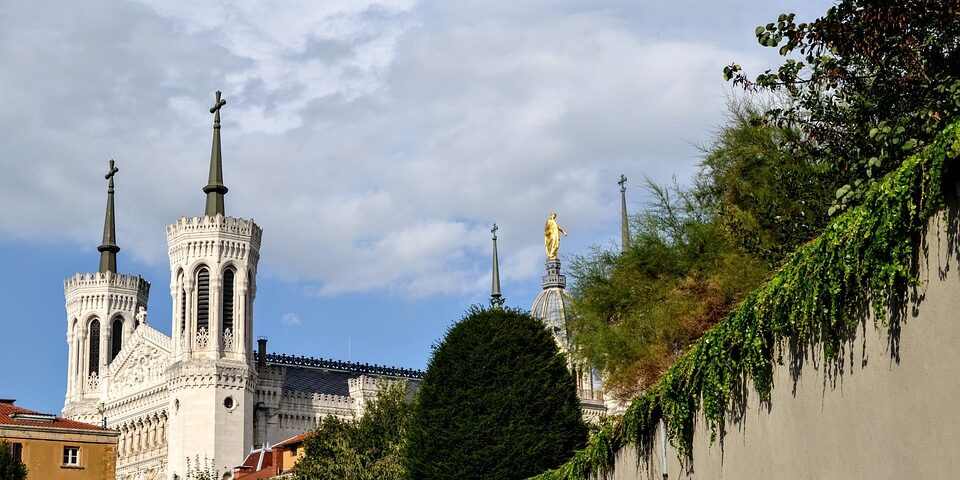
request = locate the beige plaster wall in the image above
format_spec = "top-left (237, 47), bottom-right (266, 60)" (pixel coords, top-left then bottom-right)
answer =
top-left (1, 427), bottom-right (118, 480)
top-left (604, 205), bottom-right (960, 479)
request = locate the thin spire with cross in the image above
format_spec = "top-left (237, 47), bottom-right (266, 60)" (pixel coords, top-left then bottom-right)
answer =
top-left (204, 90), bottom-right (229, 216)
top-left (619, 174), bottom-right (629, 253)
top-left (98, 159), bottom-right (121, 273)
top-left (490, 222), bottom-right (504, 307)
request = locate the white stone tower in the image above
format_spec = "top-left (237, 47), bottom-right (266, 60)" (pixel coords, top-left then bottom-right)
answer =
top-left (165, 91), bottom-right (262, 479)
top-left (63, 160), bottom-right (151, 423)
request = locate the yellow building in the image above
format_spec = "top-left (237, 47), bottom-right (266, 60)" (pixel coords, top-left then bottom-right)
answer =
top-left (0, 399), bottom-right (118, 480)
top-left (272, 433), bottom-right (307, 477)
top-left (233, 432), bottom-right (307, 479)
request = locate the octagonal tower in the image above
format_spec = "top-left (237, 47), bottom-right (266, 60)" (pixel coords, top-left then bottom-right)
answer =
top-left (165, 91), bottom-right (261, 479)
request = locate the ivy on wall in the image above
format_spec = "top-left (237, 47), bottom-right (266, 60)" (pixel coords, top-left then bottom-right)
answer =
top-left (531, 120), bottom-right (960, 480)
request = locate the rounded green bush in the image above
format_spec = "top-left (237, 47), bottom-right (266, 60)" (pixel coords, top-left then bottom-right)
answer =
top-left (404, 306), bottom-right (588, 480)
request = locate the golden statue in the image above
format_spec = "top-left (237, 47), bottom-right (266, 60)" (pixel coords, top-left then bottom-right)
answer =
top-left (544, 212), bottom-right (567, 259)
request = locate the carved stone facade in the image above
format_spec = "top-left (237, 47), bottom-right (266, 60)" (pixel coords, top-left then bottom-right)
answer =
top-left (61, 96), bottom-right (422, 479)
top-left (62, 212), bottom-right (423, 480)
top-left (63, 210), bottom-right (421, 480)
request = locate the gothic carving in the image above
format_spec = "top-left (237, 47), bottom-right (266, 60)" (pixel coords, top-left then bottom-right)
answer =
top-left (223, 328), bottom-right (234, 352)
top-left (87, 371), bottom-right (99, 390)
top-left (111, 345), bottom-right (168, 394)
top-left (196, 328), bottom-right (209, 351)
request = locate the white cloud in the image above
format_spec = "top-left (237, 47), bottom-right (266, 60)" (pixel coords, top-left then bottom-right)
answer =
top-left (280, 312), bottom-right (302, 326)
top-left (0, 0), bottom-right (835, 298)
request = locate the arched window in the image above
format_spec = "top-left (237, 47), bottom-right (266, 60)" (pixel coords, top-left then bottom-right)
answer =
top-left (196, 267), bottom-right (210, 333)
top-left (178, 271), bottom-right (186, 336)
top-left (71, 319), bottom-right (79, 377)
top-left (88, 319), bottom-right (101, 376)
top-left (111, 317), bottom-right (123, 360)
top-left (180, 288), bottom-right (187, 334)
top-left (222, 268), bottom-right (235, 334)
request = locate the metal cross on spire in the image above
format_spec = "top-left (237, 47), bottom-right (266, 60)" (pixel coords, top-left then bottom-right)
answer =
top-left (490, 222), bottom-right (504, 308)
top-left (105, 159), bottom-right (119, 190)
top-left (98, 159), bottom-right (121, 274)
top-left (210, 90), bottom-right (227, 124)
top-left (204, 90), bottom-right (229, 216)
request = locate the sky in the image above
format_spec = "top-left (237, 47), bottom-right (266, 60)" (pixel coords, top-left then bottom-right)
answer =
top-left (0, 0), bottom-right (835, 414)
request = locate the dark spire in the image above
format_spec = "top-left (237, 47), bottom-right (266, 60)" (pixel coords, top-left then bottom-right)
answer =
top-left (490, 223), bottom-right (504, 308)
top-left (204, 90), bottom-right (229, 216)
top-left (98, 159), bottom-right (120, 274)
top-left (619, 174), bottom-right (629, 253)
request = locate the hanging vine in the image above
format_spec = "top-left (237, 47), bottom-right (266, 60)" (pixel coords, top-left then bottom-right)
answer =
top-left (531, 119), bottom-right (960, 480)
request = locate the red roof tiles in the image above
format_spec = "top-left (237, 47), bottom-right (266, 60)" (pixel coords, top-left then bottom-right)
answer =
top-left (0, 401), bottom-right (109, 432)
top-left (272, 432), bottom-right (307, 449)
top-left (234, 447), bottom-right (275, 480)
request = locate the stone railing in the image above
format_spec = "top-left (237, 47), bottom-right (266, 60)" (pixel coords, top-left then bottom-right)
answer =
top-left (578, 389), bottom-right (605, 402)
top-left (166, 215), bottom-right (263, 242)
top-left (87, 372), bottom-right (100, 391)
top-left (64, 272), bottom-right (150, 294)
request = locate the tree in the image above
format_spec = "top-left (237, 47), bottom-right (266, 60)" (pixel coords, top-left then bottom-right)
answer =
top-left (0, 441), bottom-right (27, 480)
top-left (404, 306), bottom-right (587, 480)
top-left (293, 381), bottom-right (412, 480)
top-left (697, 99), bottom-right (833, 264)
top-left (568, 175), bottom-right (769, 399)
top-left (725, 0), bottom-right (960, 214)
top-left (568, 0), bottom-right (960, 404)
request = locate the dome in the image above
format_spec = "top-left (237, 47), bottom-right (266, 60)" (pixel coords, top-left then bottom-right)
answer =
top-left (530, 259), bottom-right (575, 352)
top-left (531, 286), bottom-right (574, 352)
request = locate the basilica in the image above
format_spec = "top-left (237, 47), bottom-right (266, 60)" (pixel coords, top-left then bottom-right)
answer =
top-left (60, 92), bottom-right (422, 480)
top-left (60, 91), bottom-right (606, 480)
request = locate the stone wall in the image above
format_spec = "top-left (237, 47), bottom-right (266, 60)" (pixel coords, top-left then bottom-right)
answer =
top-left (603, 204), bottom-right (960, 479)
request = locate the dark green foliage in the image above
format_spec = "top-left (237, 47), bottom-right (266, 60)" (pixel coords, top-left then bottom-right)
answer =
top-left (0, 441), bottom-right (27, 480)
top-left (404, 306), bottom-right (588, 480)
top-left (293, 381), bottom-right (412, 480)
top-left (725, 0), bottom-right (960, 214)
top-left (532, 118), bottom-right (960, 480)
top-left (698, 100), bottom-right (834, 263)
top-left (536, 4), bottom-right (960, 477)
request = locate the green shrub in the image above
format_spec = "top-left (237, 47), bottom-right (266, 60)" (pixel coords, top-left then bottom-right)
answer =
top-left (294, 381), bottom-right (412, 480)
top-left (404, 306), bottom-right (588, 480)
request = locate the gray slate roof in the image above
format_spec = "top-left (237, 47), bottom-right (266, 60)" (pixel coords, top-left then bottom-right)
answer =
top-left (264, 353), bottom-right (423, 397)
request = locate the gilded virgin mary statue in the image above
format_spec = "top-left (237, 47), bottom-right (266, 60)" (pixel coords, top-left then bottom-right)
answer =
top-left (544, 212), bottom-right (567, 259)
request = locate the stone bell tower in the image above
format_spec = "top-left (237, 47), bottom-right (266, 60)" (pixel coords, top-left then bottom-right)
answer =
top-left (165, 91), bottom-right (262, 478)
top-left (63, 160), bottom-right (151, 423)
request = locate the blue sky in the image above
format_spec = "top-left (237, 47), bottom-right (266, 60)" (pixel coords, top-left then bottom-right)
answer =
top-left (0, 0), bottom-right (834, 414)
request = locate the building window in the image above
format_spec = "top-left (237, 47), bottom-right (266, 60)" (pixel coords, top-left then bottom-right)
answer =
top-left (88, 319), bottom-right (100, 376)
top-left (11, 442), bottom-right (22, 462)
top-left (63, 446), bottom-right (79, 466)
top-left (222, 268), bottom-right (235, 334)
top-left (180, 286), bottom-right (186, 335)
top-left (111, 317), bottom-right (123, 360)
top-left (196, 267), bottom-right (210, 333)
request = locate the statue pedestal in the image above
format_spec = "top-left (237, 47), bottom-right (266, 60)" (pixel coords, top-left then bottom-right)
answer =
top-left (541, 259), bottom-right (566, 289)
